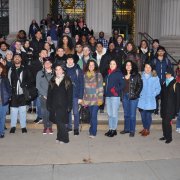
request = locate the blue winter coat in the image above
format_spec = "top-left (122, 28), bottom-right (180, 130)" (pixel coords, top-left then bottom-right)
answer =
top-left (105, 69), bottom-right (125, 97)
top-left (0, 77), bottom-right (12, 106)
top-left (66, 64), bottom-right (84, 99)
top-left (138, 72), bottom-right (161, 110)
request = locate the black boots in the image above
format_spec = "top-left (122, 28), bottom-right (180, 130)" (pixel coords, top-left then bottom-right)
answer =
top-left (105, 130), bottom-right (117, 137)
top-left (10, 127), bottom-right (16, 133)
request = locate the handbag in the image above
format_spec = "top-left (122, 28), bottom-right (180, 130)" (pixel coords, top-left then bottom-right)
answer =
top-left (79, 105), bottom-right (90, 124)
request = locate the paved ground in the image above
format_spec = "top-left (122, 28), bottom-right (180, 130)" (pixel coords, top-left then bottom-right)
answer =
top-left (0, 124), bottom-right (180, 179)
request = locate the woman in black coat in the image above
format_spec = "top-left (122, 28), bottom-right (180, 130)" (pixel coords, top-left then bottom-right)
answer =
top-left (47, 62), bottom-right (73, 143)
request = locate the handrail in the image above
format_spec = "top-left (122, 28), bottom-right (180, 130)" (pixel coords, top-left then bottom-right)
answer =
top-left (138, 32), bottom-right (178, 65)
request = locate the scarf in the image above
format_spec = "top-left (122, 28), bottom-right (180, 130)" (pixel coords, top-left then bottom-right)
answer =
top-left (86, 71), bottom-right (95, 78)
top-left (108, 68), bottom-right (117, 75)
top-left (141, 48), bottom-right (148, 54)
top-left (165, 77), bottom-right (174, 86)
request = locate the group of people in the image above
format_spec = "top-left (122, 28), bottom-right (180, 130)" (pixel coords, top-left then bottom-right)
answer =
top-left (0, 15), bottom-right (180, 144)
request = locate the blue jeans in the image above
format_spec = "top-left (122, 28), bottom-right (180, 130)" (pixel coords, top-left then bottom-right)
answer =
top-left (10, 106), bottom-right (27, 128)
top-left (106, 97), bottom-right (120, 130)
top-left (88, 105), bottom-right (99, 136)
top-left (35, 96), bottom-right (42, 118)
top-left (122, 93), bottom-right (138, 133)
top-left (176, 111), bottom-right (180, 129)
top-left (68, 98), bottom-right (79, 130)
top-left (0, 104), bottom-right (8, 135)
top-left (140, 110), bottom-right (152, 130)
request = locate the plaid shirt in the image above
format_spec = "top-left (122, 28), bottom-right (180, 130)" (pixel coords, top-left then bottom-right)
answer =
top-left (97, 38), bottom-right (109, 49)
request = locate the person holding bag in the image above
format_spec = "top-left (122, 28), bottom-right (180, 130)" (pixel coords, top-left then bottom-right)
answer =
top-left (47, 62), bottom-right (73, 144)
top-left (83, 59), bottom-right (104, 138)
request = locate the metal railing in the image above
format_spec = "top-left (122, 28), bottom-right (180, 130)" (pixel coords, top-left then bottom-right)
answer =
top-left (139, 32), bottom-right (178, 66)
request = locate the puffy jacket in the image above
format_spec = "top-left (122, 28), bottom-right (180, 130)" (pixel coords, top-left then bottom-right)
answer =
top-left (0, 77), bottom-right (11, 105)
top-left (138, 72), bottom-right (161, 110)
top-left (123, 73), bottom-right (143, 100)
top-left (105, 69), bottom-right (124, 97)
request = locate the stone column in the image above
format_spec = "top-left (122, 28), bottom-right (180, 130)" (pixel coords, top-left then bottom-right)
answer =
top-left (134, 0), bottom-right (149, 45)
top-left (43, 0), bottom-right (50, 18)
top-left (9, 0), bottom-right (35, 34)
top-left (86, 0), bottom-right (112, 38)
top-left (148, 0), bottom-right (162, 39)
top-left (160, 0), bottom-right (180, 60)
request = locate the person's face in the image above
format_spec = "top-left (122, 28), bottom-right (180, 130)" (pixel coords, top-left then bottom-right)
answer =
top-left (110, 60), bottom-right (117, 71)
top-left (109, 43), bottom-right (115, 51)
top-left (96, 44), bottom-right (103, 53)
top-left (44, 61), bottom-right (52, 69)
top-left (6, 53), bottom-right (13, 60)
top-left (157, 49), bottom-right (165, 56)
top-left (32, 20), bottom-right (36, 24)
top-left (0, 44), bottom-right (7, 51)
top-left (46, 36), bottom-right (52, 42)
top-left (13, 55), bottom-right (22, 65)
top-left (15, 42), bottom-right (22, 50)
top-left (57, 48), bottom-right (64, 57)
top-left (19, 32), bottom-right (25, 38)
top-left (63, 36), bottom-right (68, 44)
top-left (88, 61), bottom-right (95, 72)
top-left (39, 50), bottom-right (48, 58)
top-left (89, 37), bottom-right (96, 44)
top-left (24, 41), bottom-right (30, 48)
top-left (76, 45), bottom-right (83, 53)
top-left (166, 73), bottom-right (172, 79)
top-left (117, 36), bottom-right (123, 44)
top-left (141, 41), bottom-right (147, 49)
top-left (83, 47), bottom-right (90, 57)
top-left (75, 35), bottom-right (79, 41)
top-left (127, 43), bottom-right (133, 52)
top-left (67, 58), bottom-right (74, 66)
top-left (126, 62), bottom-right (132, 72)
top-left (64, 27), bottom-right (70, 34)
top-left (35, 32), bottom-right (42, 39)
top-left (55, 66), bottom-right (64, 76)
top-left (144, 64), bottom-right (152, 74)
top-left (99, 32), bottom-right (104, 38)
top-left (44, 43), bottom-right (50, 51)
top-left (81, 36), bottom-right (86, 42)
top-left (153, 42), bottom-right (159, 49)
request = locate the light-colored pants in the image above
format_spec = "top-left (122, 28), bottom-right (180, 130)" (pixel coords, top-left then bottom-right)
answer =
top-left (10, 106), bottom-right (26, 128)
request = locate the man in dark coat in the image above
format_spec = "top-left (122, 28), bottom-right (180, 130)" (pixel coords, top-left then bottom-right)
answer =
top-left (160, 68), bottom-right (176, 144)
top-left (8, 54), bottom-right (34, 134)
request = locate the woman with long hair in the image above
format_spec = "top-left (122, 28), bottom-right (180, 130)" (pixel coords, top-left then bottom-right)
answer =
top-left (0, 63), bottom-right (11, 138)
top-left (83, 59), bottom-right (104, 138)
top-left (120, 60), bottom-right (142, 137)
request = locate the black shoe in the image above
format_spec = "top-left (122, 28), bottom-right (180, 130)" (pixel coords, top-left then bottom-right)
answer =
top-left (154, 110), bottom-right (159, 115)
top-left (4, 126), bottom-right (7, 130)
top-left (105, 130), bottom-right (111, 136)
top-left (0, 134), bottom-right (4, 138)
top-left (27, 108), bottom-right (32, 113)
top-left (129, 132), bottom-right (135, 137)
top-left (32, 108), bottom-right (36, 113)
top-left (74, 129), bottom-right (79, 136)
top-left (10, 127), bottom-right (16, 133)
top-left (159, 137), bottom-right (166, 141)
top-left (33, 118), bottom-right (43, 124)
top-left (108, 130), bottom-right (117, 137)
top-left (68, 128), bottom-right (73, 133)
top-left (165, 139), bottom-right (172, 144)
top-left (22, 128), bottom-right (27, 133)
top-left (120, 130), bottom-right (129, 134)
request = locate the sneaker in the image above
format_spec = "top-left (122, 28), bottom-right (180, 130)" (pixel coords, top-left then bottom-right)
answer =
top-left (59, 141), bottom-right (65, 144)
top-left (176, 128), bottom-right (180, 133)
top-left (74, 129), bottom-right (79, 136)
top-left (48, 128), bottom-right (53, 135)
top-left (89, 135), bottom-right (95, 138)
top-left (10, 127), bottom-right (16, 133)
top-left (22, 128), bottom-right (27, 133)
top-left (27, 108), bottom-right (32, 113)
top-left (43, 128), bottom-right (47, 135)
top-left (100, 109), bottom-right (104, 113)
top-left (0, 134), bottom-right (4, 138)
top-left (68, 128), bottom-right (73, 133)
top-left (34, 118), bottom-right (43, 124)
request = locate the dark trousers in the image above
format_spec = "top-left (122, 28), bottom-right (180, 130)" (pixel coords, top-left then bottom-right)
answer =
top-left (56, 121), bottom-right (69, 143)
top-left (162, 117), bottom-right (172, 140)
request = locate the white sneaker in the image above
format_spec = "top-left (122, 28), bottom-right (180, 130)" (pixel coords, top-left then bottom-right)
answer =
top-left (59, 141), bottom-right (65, 144)
top-left (177, 129), bottom-right (180, 133)
top-left (176, 128), bottom-right (180, 132)
top-left (89, 135), bottom-right (95, 139)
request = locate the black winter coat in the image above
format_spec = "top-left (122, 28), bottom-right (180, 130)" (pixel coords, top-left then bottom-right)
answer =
top-left (123, 73), bottom-right (143, 100)
top-left (160, 79), bottom-right (176, 119)
top-left (47, 75), bottom-right (73, 124)
top-left (175, 83), bottom-right (180, 113)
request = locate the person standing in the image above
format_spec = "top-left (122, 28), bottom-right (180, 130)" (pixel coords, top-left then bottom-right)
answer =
top-left (120, 60), bottom-right (142, 137)
top-left (36, 57), bottom-right (54, 134)
top-left (47, 62), bottom-right (73, 143)
top-left (83, 60), bottom-right (104, 138)
top-left (138, 63), bottom-right (161, 136)
top-left (160, 68), bottom-right (177, 144)
top-left (8, 54), bottom-right (33, 133)
top-left (66, 54), bottom-right (84, 135)
top-left (104, 59), bottom-right (124, 137)
top-left (0, 63), bottom-right (11, 138)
